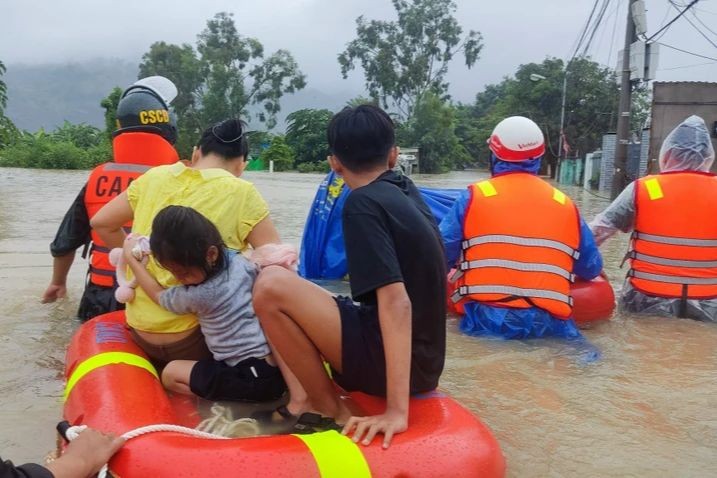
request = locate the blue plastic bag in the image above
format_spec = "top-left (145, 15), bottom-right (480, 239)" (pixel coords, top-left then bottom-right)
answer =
top-left (299, 172), bottom-right (461, 280)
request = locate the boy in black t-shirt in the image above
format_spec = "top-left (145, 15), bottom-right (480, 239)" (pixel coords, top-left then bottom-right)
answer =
top-left (253, 105), bottom-right (446, 448)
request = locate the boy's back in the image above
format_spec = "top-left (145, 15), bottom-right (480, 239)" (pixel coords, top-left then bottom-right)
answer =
top-left (343, 169), bottom-right (447, 392)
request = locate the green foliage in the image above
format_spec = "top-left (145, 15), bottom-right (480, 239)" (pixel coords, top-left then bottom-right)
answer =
top-left (297, 161), bottom-right (330, 173)
top-left (0, 60), bottom-right (7, 114)
top-left (0, 114), bottom-right (19, 148)
top-left (339, 0), bottom-right (483, 119)
top-left (262, 135), bottom-right (295, 172)
top-left (0, 121), bottom-right (109, 169)
top-left (346, 96), bottom-right (378, 108)
top-left (285, 109), bottom-right (333, 166)
top-left (100, 86), bottom-right (123, 140)
top-left (401, 92), bottom-right (468, 173)
top-left (0, 129), bottom-right (111, 170)
top-left (139, 11), bottom-right (306, 150)
top-left (52, 121), bottom-right (105, 148)
top-left (457, 57), bottom-right (643, 175)
top-left (247, 130), bottom-right (274, 160)
top-left (0, 59), bottom-right (18, 148)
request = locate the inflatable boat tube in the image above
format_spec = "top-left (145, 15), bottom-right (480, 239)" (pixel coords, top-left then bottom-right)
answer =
top-left (447, 274), bottom-right (615, 324)
top-left (62, 312), bottom-right (506, 478)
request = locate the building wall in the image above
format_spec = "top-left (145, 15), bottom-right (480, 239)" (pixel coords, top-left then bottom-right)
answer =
top-left (649, 82), bottom-right (717, 173)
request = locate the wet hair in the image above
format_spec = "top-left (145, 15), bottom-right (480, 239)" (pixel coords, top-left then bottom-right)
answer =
top-left (327, 105), bottom-right (395, 172)
top-left (150, 205), bottom-right (227, 281)
top-left (197, 118), bottom-right (250, 161)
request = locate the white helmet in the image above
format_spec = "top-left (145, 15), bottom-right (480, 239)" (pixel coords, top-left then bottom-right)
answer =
top-left (488, 116), bottom-right (545, 162)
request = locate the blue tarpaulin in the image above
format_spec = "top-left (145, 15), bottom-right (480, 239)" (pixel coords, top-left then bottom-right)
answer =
top-left (299, 171), bottom-right (462, 279)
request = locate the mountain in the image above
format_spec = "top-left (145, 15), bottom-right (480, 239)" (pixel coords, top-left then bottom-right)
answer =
top-left (4, 59), bottom-right (362, 133)
top-left (4, 59), bottom-right (138, 131)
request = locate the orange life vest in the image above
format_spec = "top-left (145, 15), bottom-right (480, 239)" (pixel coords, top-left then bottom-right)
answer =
top-left (83, 132), bottom-right (178, 287)
top-left (452, 173), bottom-right (581, 318)
top-left (628, 172), bottom-right (717, 299)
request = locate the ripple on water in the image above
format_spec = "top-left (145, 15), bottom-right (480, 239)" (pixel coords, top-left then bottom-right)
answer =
top-left (0, 168), bottom-right (715, 475)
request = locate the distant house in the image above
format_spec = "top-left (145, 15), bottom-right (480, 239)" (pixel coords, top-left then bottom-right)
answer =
top-left (396, 147), bottom-right (419, 175)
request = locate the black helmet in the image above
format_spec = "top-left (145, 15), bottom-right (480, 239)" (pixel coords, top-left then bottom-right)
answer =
top-left (114, 76), bottom-right (178, 144)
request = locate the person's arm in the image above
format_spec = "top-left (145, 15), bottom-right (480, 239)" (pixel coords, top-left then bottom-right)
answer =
top-left (44, 428), bottom-right (125, 478)
top-left (246, 216), bottom-right (280, 248)
top-left (90, 191), bottom-right (133, 249)
top-left (573, 218), bottom-right (603, 280)
top-left (42, 186), bottom-right (91, 303)
top-left (588, 182), bottom-right (636, 246)
top-left (341, 281), bottom-right (412, 449)
top-left (41, 254), bottom-right (74, 303)
top-left (1, 457), bottom-right (53, 478)
top-left (438, 191), bottom-right (470, 268)
top-left (123, 238), bottom-right (163, 304)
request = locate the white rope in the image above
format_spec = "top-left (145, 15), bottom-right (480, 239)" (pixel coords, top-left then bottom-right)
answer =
top-left (65, 409), bottom-right (258, 478)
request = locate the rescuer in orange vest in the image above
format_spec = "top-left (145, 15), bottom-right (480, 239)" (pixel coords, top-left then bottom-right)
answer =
top-left (41, 76), bottom-right (180, 321)
top-left (440, 116), bottom-right (603, 338)
top-left (590, 115), bottom-right (717, 321)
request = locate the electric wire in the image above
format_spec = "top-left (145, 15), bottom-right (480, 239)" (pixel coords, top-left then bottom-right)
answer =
top-left (657, 41), bottom-right (717, 61)
top-left (669, 0), bottom-right (717, 49)
top-left (659, 60), bottom-right (717, 70)
top-left (645, 0), bottom-right (700, 42)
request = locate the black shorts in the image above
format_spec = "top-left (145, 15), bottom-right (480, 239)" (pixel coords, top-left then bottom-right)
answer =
top-left (189, 356), bottom-right (287, 402)
top-left (331, 296), bottom-right (387, 397)
top-left (77, 282), bottom-right (124, 322)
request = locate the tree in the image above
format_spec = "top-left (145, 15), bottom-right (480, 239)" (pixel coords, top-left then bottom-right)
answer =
top-left (456, 57), bottom-right (649, 176)
top-left (139, 12), bottom-right (306, 156)
top-left (402, 92), bottom-right (468, 173)
top-left (100, 87), bottom-right (123, 140)
top-left (285, 108), bottom-right (333, 167)
top-left (0, 60), bottom-right (7, 115)
top-left (0, 60), bottom-right (20, 148)
top-left (338, 0), bottom-right (483, 119)
top-left (262, 135), bottom-right (294, 171)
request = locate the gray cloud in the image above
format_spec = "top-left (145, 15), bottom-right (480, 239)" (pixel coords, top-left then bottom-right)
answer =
top-left (2, 0), bottom-right (716, 103)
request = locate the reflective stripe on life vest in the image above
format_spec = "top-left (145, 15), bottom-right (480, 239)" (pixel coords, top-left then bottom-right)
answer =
top-left (634, 232), bottom-right (717, 247)
top-left (458, 258), bottom-right (575, 281)
top-left (461, 234), bottom-right (580, 259)
top-left (452, 285), bottom-right (574, 306)
top-left (629, 173), bottom-right (717, 299)
top-left (454, 173), bottom-right (580, 318)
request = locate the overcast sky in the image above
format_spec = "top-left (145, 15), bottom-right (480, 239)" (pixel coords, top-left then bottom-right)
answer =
top-left (2, 0), bottom-right (716, 102)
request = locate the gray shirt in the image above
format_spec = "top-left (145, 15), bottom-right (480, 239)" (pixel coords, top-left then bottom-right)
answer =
top-left (159, 253), bottom-right (271, 366)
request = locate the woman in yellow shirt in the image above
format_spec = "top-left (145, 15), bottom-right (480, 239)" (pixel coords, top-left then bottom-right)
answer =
top-left (91, 119), bottom-right (280, 366)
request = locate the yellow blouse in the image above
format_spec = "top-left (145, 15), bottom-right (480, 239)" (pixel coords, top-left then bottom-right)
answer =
top-left (126, 162), bottom-right (268, 332)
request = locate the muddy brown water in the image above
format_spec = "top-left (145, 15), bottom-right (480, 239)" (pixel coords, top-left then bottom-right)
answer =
top-left (0, 168), bottom-right (715, 476)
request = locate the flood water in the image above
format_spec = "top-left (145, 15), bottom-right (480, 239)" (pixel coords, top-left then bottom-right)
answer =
top-left (0, 167), bottom-right (715, 476)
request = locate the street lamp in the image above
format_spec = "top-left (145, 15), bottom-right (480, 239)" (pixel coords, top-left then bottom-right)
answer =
top-left (529, 71), bottom-right (567, 179)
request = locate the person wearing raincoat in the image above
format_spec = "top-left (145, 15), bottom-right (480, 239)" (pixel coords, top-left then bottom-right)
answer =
top-left (590, 115), bottom-right (717, 322)
top-left (440, 116), bottom-right (603, 339)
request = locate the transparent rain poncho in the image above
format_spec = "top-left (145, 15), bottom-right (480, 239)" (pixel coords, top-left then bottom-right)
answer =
top-left (589, 115), bottom-right (717, 322)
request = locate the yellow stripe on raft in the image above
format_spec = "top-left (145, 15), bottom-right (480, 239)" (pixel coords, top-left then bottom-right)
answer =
top-left (64, 352), bottom-right (158, 401)
top-left (294, 430), bottom-right (372, 478)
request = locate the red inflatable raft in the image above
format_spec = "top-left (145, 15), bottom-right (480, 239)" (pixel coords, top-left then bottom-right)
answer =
top-left (62, 311), bottom-right (506, 478)
top-left (447, 274), bottom-right (615, 324)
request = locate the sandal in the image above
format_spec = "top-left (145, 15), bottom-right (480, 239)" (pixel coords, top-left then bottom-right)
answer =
top-left (292, 412), bottom-right (344, 434)
top-left (251, 405), bottom-right (298, 425)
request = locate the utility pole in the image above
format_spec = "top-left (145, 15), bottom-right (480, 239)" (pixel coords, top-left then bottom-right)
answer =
top-left (611, 0), bottom-right (638, 199)
top-left (557, 70), bottom-right (568, 181)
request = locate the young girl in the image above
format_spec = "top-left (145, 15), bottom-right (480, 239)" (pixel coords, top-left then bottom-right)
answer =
top-left (123, 204), bottom-right (293, 402)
